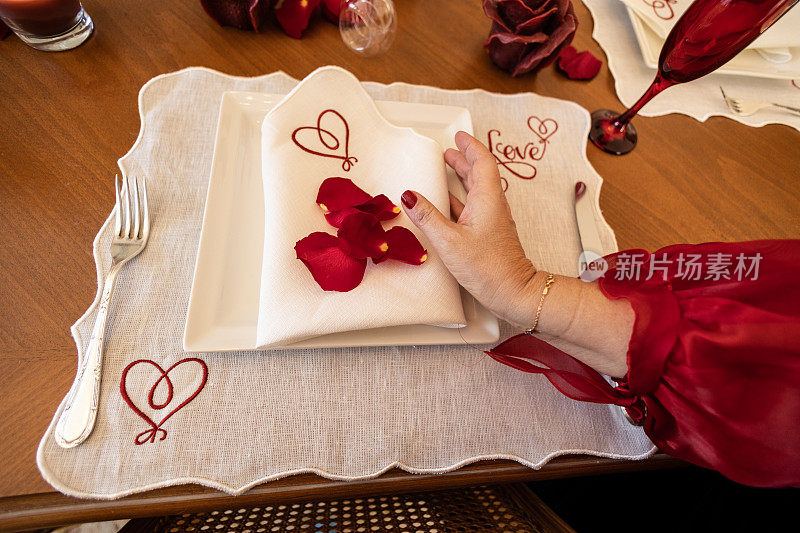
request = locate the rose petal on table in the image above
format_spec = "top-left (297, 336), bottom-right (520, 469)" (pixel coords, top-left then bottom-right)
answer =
top-left (355, 194), bottom-right (401, 221)
top-left (275, 0), bottom-right (322, 39)
top-left (295, 232), bottom-right (367, 292)
top-left (0, 20), bottom-right (10, 40)
top-left (200, 0), bottom-right (271, 31)
top-left (317, 177), bottom-right (373, 213)
top-left (556, 46), bottom-right (602, 80)
top-left (321, 0), bottom-right (342, 23)
top-left (337, 212), bottom-right (388, 260)
top-left (380, 226), bottom-right (428, 265)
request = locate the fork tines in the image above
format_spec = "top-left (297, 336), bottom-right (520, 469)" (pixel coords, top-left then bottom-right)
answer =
top-left (114, 174), bottom-right (149, 240)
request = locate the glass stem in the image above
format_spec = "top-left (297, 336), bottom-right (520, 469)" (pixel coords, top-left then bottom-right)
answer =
top-left (614, 74), bottom-right (674, 129)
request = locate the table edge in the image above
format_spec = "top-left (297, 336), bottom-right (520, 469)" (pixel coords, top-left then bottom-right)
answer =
top-left (0, 455), bottom-right (683, 531)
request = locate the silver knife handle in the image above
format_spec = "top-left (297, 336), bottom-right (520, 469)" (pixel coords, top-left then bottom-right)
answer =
top-left (55, 266), bottom-right (120, 448)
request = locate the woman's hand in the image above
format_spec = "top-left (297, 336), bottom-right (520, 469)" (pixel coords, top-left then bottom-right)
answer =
top-left (402, 131), bottom-right (632, 378)
top-left (400, 131), bottom-right (540, 328)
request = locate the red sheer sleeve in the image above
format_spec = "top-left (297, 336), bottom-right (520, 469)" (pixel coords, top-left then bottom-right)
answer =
top-left (486, 240), bottom-right (800, 487)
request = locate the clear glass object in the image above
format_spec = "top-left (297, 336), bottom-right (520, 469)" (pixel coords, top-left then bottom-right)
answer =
top-left (339, 0), bottom-right (396, 57)
top-left (0, 0), bottom-right (93, 52)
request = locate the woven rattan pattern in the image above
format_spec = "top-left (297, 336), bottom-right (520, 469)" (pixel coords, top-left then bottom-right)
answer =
top-left (155, 486), bottom-right (544, 533)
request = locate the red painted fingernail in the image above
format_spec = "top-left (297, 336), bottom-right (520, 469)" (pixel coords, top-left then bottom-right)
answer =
top-left (401, 190), bottom-right (417, 209)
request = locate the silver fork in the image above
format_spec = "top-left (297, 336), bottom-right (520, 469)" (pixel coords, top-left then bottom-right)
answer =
top-left (55, 175), bottom-right (150, 448)
top-left (720, 87), bottom-right (800, 117)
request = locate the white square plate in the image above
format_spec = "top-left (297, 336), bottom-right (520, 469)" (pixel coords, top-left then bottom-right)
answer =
top-left (184, 92), bottom-right (500, 352)
top-left (626, 6), bottom-right (800, 80)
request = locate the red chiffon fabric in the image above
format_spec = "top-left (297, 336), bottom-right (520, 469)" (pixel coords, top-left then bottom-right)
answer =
top-left (487, 240), bottom-right (800, 487)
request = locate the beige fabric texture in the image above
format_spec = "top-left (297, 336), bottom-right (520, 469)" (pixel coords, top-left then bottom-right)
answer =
top-left (258, 67), bottom-right (465, 348)
top-left (38, 67), bottom-right (655, 499)
top-left (586, 0), bottom-right (800, 132)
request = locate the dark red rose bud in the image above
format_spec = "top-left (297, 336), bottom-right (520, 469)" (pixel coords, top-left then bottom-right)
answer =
top-left (200, 0), bottom-right (272, 32)
top-left (482, 0), bottom-right (578, 77)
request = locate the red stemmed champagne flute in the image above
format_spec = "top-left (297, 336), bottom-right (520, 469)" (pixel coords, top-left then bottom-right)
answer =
top-left (589, 0), bottom-right (799, 155)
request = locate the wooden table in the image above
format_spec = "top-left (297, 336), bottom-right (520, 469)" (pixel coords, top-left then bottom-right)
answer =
top-left (1, 0), bottom-right (797, 530)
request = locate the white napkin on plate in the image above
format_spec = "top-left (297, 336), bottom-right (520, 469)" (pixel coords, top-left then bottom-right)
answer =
top-left (256, 66), bottom-right (466, 348)
top-left (619, 0), bottom-right (800, 50)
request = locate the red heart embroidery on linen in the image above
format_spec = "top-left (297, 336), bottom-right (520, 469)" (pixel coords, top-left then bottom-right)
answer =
top-left (527, 116), bottom-right (559, 143)
top-left (291, 109), bottom-right (358, 171)
top-left (120, 358), bottom-right (208, 445)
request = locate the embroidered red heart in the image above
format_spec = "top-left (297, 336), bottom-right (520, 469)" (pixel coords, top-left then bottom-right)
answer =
top-left (120, 358), bottom-right (208, 445)
top-left (292, 109), bottom-right (358, 171)
top-left (527, 116), bottom-right (559, 144)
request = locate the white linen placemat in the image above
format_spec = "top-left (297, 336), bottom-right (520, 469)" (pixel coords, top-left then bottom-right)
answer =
top-left (38, 67), bottom-right (654, 499)
top-left (585, 0), bottom-right (800, 131)
top-left (258, 67), bottom-right (464, 348)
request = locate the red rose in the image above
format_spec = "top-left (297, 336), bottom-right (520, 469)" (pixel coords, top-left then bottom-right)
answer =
top-left (483, 0), bottom-right (578, 77)
top-left (200, 0), bottom-right (272, 32)
top-left (200, 0), bottom-right (342, 38)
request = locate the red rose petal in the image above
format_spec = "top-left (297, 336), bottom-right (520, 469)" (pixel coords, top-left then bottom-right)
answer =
top-left (295, 232), bottom-right (367, 292)
top-left (324, 206), bottom-right (362, 228)
top-left (513, 6), bottom-right (559, 35)
top-left (556, 46), bottom-right (602, 80)
top-left (382, 226), bottom-right (428, 265)
top-left (275, 0), bottom-right (322, 39)
top-left (482, 0), bottom-right (513, 33)
top-left (316, 177), bottom-right (373, 214)
top-left (200, 0), bottom-right (271, 31)
top-left (337, 212), bottom-right (388, 260)
top-left (321, 0), bottom-right (341, 23)
top-left (355, 194), bottom-right (401, 221)
top-left (559, 44), bottom-right (577, 63)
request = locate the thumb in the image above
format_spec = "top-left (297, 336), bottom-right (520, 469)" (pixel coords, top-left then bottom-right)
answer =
top-left (401, 190), bottom-right (458, 244)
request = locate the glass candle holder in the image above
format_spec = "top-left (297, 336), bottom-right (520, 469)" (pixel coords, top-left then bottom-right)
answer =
top-left (339, 0), bottom-right (396, 57)
top-left (0, 0), bottom-right (93, 51)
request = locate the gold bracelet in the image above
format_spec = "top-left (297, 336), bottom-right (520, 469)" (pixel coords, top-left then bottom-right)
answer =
top-left (524, 273), bottom-right (555, 335)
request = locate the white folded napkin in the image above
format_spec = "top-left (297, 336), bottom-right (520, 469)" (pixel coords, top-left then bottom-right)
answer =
top-left (619, 0), bottom-right (800, 50)
top-left (256, 66), bottom-right (466, 348)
